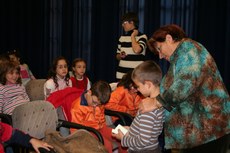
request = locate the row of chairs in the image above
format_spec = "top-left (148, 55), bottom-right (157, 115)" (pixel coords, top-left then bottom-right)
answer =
top-left (1, 79), bottom-right (133, 152)
top-left (1, 100), bottom-right (106, 152)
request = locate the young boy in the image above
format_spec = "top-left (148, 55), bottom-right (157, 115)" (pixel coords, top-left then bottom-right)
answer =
top-left (112, 60), bottom-right (164, 153)
top-left (70, 80), bottom-right (127, 153)
top-left (116, 12), bottom-right (148, 81)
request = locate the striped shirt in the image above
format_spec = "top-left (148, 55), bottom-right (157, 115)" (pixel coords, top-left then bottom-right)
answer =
top-left (121, 107), bottom-right (164, 151)
top-left (116, 31), bottom-right (147, 80)
top-left (0, 84), bottom-right (30, 115)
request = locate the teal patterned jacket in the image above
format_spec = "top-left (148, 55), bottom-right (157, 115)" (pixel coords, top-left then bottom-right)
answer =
top-left (159, 39), bottom-right (230, 149)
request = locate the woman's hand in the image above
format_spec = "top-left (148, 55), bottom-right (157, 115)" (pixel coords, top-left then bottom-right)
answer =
top-left (139, 97), bottom-right (160, 113)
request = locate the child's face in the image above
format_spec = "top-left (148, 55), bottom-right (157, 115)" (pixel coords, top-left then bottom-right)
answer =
top-left (132, 79), bottom-right (150, 97)
top-left (6, 69), bottom-right (20, 84)
top-left (72, 61), bottom-right (86, 77)
top-left (86, 91), bottom-right (101, 107)
top-left (56, 59), bottom-right (68, 78)
top-left (9, 54), bottom-right (20, 65)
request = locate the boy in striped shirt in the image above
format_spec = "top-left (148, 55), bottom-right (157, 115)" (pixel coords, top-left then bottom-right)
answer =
top-left (112, 60), bottom-right (164, 153)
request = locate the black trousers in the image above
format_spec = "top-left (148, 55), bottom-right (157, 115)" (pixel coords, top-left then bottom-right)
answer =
top-left (181, 134), bottom-right (230, 153)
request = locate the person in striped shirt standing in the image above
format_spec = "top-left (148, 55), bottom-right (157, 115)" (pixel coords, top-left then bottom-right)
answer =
top-left (116, 12), bottom-right (148, 81)
top-left (112, 60), bottom-right (164, 153)
top-left (0, 61), bottom-right (30, 115)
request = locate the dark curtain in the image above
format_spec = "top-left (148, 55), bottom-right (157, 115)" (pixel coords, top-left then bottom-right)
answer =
top-left (0, 0), bottom-right (229, 92)
top-left (195, 0), bottom-right (230, 92)
top-left (158, 0), bottom-right (197, 74)
top-left (0, 0), bottom-right (46, 77)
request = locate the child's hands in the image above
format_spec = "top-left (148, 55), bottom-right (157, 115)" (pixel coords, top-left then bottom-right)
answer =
top-left (131, 29), bottom-right (139, 37)
top-left (112, 129), bottom-right (124, 140)
top-left (30, 138), bottom-right (53, 153)
top-left (123, 126), bottom-right (130, 131)
top-left (120, 51), bottom-right (126, 59)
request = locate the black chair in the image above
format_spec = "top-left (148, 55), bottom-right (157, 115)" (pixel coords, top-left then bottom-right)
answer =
top-left (0, 113), bottom-right (12, 125)
top-left (105, 109), bottom-right (133, 127)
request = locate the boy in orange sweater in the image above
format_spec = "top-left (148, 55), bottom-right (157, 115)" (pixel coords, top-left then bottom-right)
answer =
top-left (70, 80), bottom-right (127, 153)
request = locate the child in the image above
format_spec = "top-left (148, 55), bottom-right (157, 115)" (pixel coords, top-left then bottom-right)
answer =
top-left (7, 50), bottom-right (36, 86)
top-left (70, 58), bottom-right (91, 91)
top-left (44, 56), bottom-right (72, 136)
top-left (0, 61), bottom-right (30, 115)
top-left (112, 60), bottom-right (164, 153)
top-left (105, 70), bottom-right (143, 126)
top-left (0, 122), bottom-right (53, 153)
top-left (116, 12), bottom-right (148, 80)
top-left (44, 56), bottom-right (72, 99)
top-left (71, 80), bottom-right (127, 153)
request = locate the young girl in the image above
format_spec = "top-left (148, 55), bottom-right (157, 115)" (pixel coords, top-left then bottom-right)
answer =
top-left (44, 56), bottom-right (72, 136)
top-left (7, 50), bottom-right (36, 86)
top-left (44, 56), bottom-right (72, 99)
top-left (70, 58), bottom-right (91, 91)
top-left (0, 61), bottom-right (30, 115)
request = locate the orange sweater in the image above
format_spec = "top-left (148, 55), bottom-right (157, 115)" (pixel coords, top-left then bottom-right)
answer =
top-left (71, 96), bottom-right (106, 131)
top-left (105, 86), bottom-right (142, 117)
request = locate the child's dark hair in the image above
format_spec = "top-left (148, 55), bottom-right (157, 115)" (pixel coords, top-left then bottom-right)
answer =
top-left (0, 61), bottom-right (21, 85)
top-left (132, 60), bottom-right (162, 86)
top-left (47, 56), bottom-right (70, 89)
top-left (122, 12), bottom-right (139, 29)
top-left (7, 49), bottom-right (24, 64)
top-left (91, 80), bottom-right (111, 104)
top-left (72, 58), bottom-right (87, 75)
top-left (117, 70), bottom-right (134, 90)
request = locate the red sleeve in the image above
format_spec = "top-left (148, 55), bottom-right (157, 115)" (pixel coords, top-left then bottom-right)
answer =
top-left (0, 122), bottom-right (13, 142)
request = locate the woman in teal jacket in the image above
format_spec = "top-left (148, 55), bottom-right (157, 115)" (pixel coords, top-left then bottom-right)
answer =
top-left (140, 24), bottom-right (230, 153)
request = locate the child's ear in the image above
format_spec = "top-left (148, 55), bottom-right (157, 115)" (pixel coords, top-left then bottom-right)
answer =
top-left (145, 81), bottom-right (153, 89)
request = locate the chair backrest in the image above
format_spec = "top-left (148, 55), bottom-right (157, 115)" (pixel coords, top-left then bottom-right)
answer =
top-left (12, 100), bottom-right (58, 139)
top-left (25, 79), bottom-right (46, 101)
